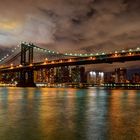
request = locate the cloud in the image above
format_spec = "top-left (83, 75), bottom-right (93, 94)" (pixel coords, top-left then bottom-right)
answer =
top-left (0, 0), bottom-right (140, 70)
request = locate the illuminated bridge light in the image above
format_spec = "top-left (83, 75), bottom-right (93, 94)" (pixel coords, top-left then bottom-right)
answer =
top-left (93, 57), bottom-right (96, 60)
top-left (19, 64), bottom-right (22, 67)
top-left (114, 53), bottom-right (118, 57)
top-left (43, 62), bottom-right (47, 65)
top-left (30, 64), bottom-right (33, 66)
top-left (96, 53), bottom-right (99, 55)
top-left (122, 50), bottom-right (125, 52)
top-left (129, 49), bottom-right (132, 52)
top-left (10, 63), bottom-right (13, 68)
top-left (137, 47), bottom-right (140, 50)
top-left (129, 52), bottom-right (132, 55)
top-left (89, 57), bottom-right (96, 60)
top-left (89, 56), bottom-right (93, 60)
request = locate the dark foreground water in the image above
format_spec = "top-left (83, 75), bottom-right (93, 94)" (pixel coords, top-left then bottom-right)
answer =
top-left (0, 87), bottom-right (140, 140)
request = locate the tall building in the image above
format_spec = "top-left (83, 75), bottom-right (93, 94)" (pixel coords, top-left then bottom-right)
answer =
top-left (104, 72), bottom-right (115, 83)
top-left (87, 71), bottom-right (104, 85)
top-left (54, 66), bottom-right (70, 83)
top-left (49, 68), bottom-right (55, 83)
top-left (115, 68), bottom-right (127, 83)
top-left (97, 72), bottom-right (104, 85)
top-left (87, 71), bottom-right (96, 84)
top-left (35, 68), bottom-right (55, 83)
top-left (132, 73), bottom-right (140, 83)
top-left (71, 66), bottom-right (85, 83)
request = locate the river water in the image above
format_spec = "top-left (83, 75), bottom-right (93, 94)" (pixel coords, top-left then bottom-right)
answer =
top-left (0, 87), bottom-right (140, 140)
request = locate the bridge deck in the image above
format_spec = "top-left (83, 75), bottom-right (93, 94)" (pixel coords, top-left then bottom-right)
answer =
top-left (0, 52), bottom-right (140, 72)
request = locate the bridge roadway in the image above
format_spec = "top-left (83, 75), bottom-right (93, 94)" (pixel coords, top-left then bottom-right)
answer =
top-left (0, 51), bottom-right (140, 72)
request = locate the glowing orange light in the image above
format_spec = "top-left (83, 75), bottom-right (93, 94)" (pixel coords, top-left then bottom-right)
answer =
top-left (90, 57), bottom-right (96, 60)
top-left (10, 63), bottom-right (13, 69)
top-left (19, 64), bottom-right (22, 67)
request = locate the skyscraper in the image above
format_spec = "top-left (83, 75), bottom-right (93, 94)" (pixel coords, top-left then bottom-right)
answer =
top-left (115, 68), bottom-right (127, 83)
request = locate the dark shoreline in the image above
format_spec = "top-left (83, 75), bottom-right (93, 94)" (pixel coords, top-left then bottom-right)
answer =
top-left (0, 83), bottom-right (140, 90)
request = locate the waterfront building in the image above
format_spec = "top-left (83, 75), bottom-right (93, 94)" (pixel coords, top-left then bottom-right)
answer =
top-left (115, 68), bottom-right (127, 83)
top-left (54, 66), bottom-right (70, 83)
top-left (71, 66), bottom-right (85, 83)
top-left (87, 71), bottom-right (104, 85)
top-left (87, 71), bottom-right (96, 84)
top-left (132, 73), bottom-right (140, 83)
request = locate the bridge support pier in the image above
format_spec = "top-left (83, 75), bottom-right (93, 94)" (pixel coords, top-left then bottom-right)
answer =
top-left (17, 70), bottom-right (36, 87)
top-left (17, 43), bottom-right (36, 87)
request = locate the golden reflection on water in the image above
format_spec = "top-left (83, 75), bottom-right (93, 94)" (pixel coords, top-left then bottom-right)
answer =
top-left (108, 90), bottom-right (140, 139)
top-left (38, 88), bottom-right (86, 139)
top-left (0, 87), bottom-right (140, 140)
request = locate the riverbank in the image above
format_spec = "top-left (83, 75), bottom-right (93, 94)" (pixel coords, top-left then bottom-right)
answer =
top-left (0, 83), bottom-right (140, 89)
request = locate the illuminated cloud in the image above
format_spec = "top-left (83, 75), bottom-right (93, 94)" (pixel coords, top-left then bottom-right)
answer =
top-left (0, 0), bottom-right (140, 70)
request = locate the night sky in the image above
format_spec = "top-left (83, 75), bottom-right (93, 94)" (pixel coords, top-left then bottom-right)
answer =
top-left (0, 0), bottom-right (140, 71)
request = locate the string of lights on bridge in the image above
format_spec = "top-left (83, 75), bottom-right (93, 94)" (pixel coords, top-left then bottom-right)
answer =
top-left (28, 42), bottom-right (140, 57)
top-left (0, 44), bottom-right (20, 63)
top-left (32, 44), bottom-right (140, 57)
top-left (0, 42), bottom-right (140, 64)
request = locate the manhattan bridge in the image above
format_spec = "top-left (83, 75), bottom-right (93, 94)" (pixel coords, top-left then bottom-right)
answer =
top-left (0, 42), bottom-right (140, 87)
